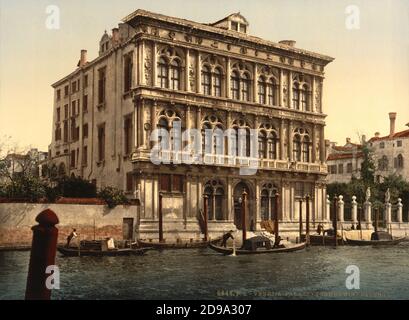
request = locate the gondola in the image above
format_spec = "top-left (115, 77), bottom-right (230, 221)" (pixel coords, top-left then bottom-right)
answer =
top-left (209, 236), bottom-right (306, 255)
top-left (57, 246), bottom-right (150, 257)
top-left (345, 237), bottom-right (406, 246)
top-left (137, 237), bottom-right (222, 249)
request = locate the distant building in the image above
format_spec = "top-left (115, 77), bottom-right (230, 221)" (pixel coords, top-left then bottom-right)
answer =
top-left (327, 112), bottom-right (409, 184)
top-left (326, 138), bottom-right (364, 184)
top-left (368, 112), bottom-right (409, 183)
top-left (1, 148), bottom-right (48, 183)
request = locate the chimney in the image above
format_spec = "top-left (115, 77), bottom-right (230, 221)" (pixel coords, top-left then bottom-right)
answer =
top-left (112, 28), bottom-right (120, 44)
top-left (389, 112), bottom-right (397, 137)
top-left (346, 137), bottom-right (351, 144)
top-left (279, 40), bottom-right (296, 47)
top-left (361, 135), bottom-right (366, 144)
top-left (375, 132), bottom-right (380, 138)
top-left (79, 49), bottom-right (87, 67)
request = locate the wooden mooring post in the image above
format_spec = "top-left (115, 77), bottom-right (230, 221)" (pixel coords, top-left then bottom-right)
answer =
top-left (25, 209), bottom-right (59, 300)
top-left (275, 192), bottom-right (280, 247)
top-left (159, 192), bottom-right (164, 243)
top-left (333, 196), bottom-right (338, 248)
top-left (203, 194), bottom-right (209, 242)
top-left (242, 190), bottom-right (248, 246)
top-left (305, 195), bottom-right (310, 247)
top-left (299, 198), bottom-right (303, 244)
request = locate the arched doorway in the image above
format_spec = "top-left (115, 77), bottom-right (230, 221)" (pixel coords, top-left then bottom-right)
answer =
top-left (233, 181), bottom-right (254, 231)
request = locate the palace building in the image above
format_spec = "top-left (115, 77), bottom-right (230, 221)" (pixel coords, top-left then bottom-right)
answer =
top-left (48, 9), bottom-right (334, 240)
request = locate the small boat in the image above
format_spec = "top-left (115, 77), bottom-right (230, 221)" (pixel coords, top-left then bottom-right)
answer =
top-left (346, 231), bottom-right (406, 246)
top-left (57, 246), bottom-right (150, 257)
top-left (209, 236), bottom-right (306, 255)
top-left (137, 237), bottom-right (221, 250)
top-left (301, 234), bottom-right (343, 246)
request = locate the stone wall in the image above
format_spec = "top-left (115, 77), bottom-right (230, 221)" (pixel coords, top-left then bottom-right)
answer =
top-left (0, 203), bottom-right (137, 247)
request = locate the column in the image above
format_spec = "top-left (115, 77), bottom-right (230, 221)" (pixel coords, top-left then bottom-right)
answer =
top-left (279, 118), bottom-right (285, 160)
top-left (253, 63), bottom-right (258, 103)
top-left (196, 107), bottom-right (201, 129)
top-left (133, 101), bottom-right (138, 152)
top-left (311, 76), bottom-right (316, 113)
top-left (364, 201), bottom-right (372, 223)
top-left (326, 195), bottom-right (331, 222)
top-left (132, 45), bottom-right (138, 88)
top-left (312, 124), bottom-right (317, 163)
top-left (396, 198), bottom-right (403, 223)
top-left (152, 42), bottom-right (157, 87)
top-left (279, 69), bottom-right (284, 107)
top-left (319, 125), bottom-right (326, 163)
top-left (288, 70), bottom-right (293, 109)
top-left (385, 202), bottom-right (392, 224)
top-left (288, 120), bottom-right (293, 161)
top-left (226, 57), bottom-right (231, 99)
top-left (138, 99), bottom-right (145, 147)
top-left (351, 196), bottom-right (358, 224)
top-left (196, 50), bottom-right (201, 94)
top-left (338, 195), bottom-right (344, 223)
top-left (139, 40), bottom-right (145, 85)
top-left (185, 48), bottom-right (190, 92)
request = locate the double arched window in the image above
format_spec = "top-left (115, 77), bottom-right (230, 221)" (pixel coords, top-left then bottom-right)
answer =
top-left (258, 77), bottom-right (278, 106)
top-left (293, 81), bottom-right (311, 111)
top-left (204, 180), bottom-right (225, 221)
top-left (293, 128), bottom-right (311, 162)
top-left (156, 109), bottom-right (182, 151)
top-left (201, 66), bottom-right (223, 97)
top-left (201, 115), bottom-right (224, 156)
top-left (260, 183), bottom-right (278, 221)
top-left (230, 70), bottom-right (252, 102)
top-left (258, 124), bottom-right (279, 160)
top-left (157, 47), bottom-right (183, 90)
top-left (232, 119), bottom-right (252, 157)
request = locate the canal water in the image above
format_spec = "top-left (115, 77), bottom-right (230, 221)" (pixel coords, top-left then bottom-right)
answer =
top-left (1, 245), bottom-right (409, 300)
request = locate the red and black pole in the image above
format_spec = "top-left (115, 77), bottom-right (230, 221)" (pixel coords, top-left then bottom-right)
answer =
top-left (274, 192), bottom-right (280, 247)
top-left (305, 195), bottom-right (310, 247)
top-left (333, 196), bottom-right (338, 247)
top-left (159, 192), bottom-right (164, 243)
top-left (25, 209), bottom-right (59, 300)
top-left (299, 198), bottom-right (303, 244)
top-left (203, 194), bottom-right (209, 242)
top-left (242, 190), bottom-right (247, 246)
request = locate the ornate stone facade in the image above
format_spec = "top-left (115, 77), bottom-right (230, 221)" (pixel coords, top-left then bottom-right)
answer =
top-left (48, 10), bottom-right (334, 240)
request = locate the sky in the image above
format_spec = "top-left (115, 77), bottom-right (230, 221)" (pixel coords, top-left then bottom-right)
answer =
top-left (0, 0), bottom-right (408, 151)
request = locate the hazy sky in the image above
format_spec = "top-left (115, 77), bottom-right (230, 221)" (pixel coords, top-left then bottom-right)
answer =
top-left (0, 0), bottom-right (408, 151)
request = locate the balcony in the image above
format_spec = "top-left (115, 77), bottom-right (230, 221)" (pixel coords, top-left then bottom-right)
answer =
top-left (135, 149), bottom-right (327, 174)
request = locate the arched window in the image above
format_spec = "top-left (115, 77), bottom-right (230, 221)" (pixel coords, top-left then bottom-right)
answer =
top-left (267, 80), bottom-right (277, 106)
top-left (260, 184), bottom-right (278, 221)
top-left (213, 68), bottom-right (222, 97)
top-left (170, 60), bottom-right (181, 90)
top-left (379, 155), bottom-right (389, 171)
top-left (301, 84), bottom-right (309, 111)
top-left (204, 186), bottom-right (213, 220)
top-left (258, 77), bottom-right (266, 104)
top-left (202, 122), bottom-right (212, 155)
top-left (201, 65), bottom-right (211, 95)
top-left (241, 73), bottom-right (251, 101)
top-left (261, 189), bottom-right (270, 220)
top-left (215, 187), bottom-right (224, 220)
top-left (231, 71), bottom-right (240, 100)
top-left (157, 57), bottom-right (168, 88)
top-left (268, 132), bottom-right (278, 160)
top-left (293, 135), bottom-right (302, 161)
top-left (302, 136), bottom-right (310, 162)
top-left (204, 181), bottom-right (225, 221)
top-left (397, 154), bottom-right (404, 169)
top-left (293, 83), bottom-right (300, 110)
top-left (258, 131), bottom-right (267, 159)
top-left (157, 118), bottom-right (170, 151)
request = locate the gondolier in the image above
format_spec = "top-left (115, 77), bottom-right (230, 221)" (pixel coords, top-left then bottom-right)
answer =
top-left (221, 230), bottom-right (235, 248)
top-left (66, 229), bottom-right (78, 247)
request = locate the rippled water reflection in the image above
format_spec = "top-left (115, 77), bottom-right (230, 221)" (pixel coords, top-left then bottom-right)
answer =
top-left (1, 245), bottom-right (409, 300)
